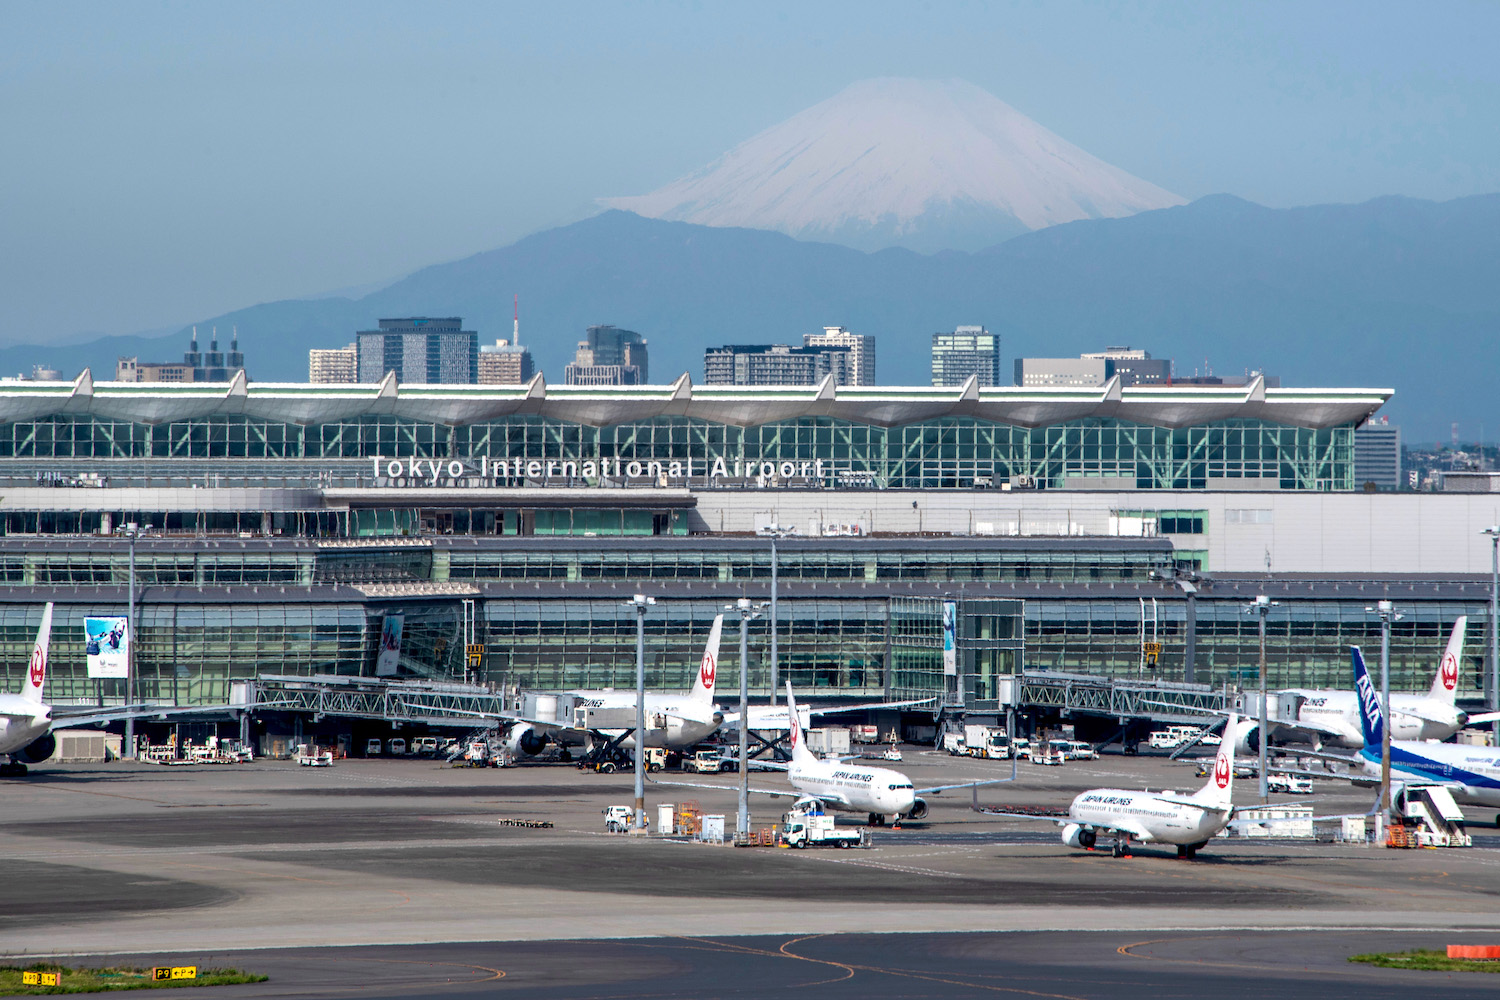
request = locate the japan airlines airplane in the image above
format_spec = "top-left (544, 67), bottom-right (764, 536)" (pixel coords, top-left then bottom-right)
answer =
top-left (500, 615), bottom-right (729, 757)
top-left (1346, 645), bottom-right (1500, 816)
top-left (661, 682), bottom-right (1008, 824)
top-left (0, 604), bottom-right (56, 776)
top-left (974, 714), bottom-right (1241, 859)
top-left (1257, 618), bottom-right (1494, 750)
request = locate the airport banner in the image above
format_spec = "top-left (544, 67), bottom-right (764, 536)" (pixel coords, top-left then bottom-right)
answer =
top-left (375, 613), bottom-right (404, 676)
top-left (942, 600), bottom-right (957, 676)
top-left (83, 616), bottom-right (129, 678)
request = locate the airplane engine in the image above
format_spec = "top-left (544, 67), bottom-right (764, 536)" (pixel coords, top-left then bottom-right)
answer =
top-left (905, 797), bottom-right (928, 821)
top-left (1061, 823), bottom-right (1097, 850)
top-left (13, 732), bottom-right (56, 764)
top-left (1229, 718), bottom-right (1262, 753)
top-left (505, 724), bottom-right (549, 758)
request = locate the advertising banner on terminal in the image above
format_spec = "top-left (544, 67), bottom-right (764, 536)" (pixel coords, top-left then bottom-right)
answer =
top-left (83, 616), bottom-right (129, 679)
top-left (375, 614), bottom-right (404, 676)
top-left (942, 601), bottom-right (957, 676)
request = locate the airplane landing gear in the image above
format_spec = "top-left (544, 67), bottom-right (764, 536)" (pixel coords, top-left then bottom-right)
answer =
top-left (0, 762), bottom-right (27, 777)
top-left (1176, 844), bottom-right (1196, 860)
top-left (1112, 838), bottom-right (1131, 858)
top-left (867, 813), bottom-right (886, 827)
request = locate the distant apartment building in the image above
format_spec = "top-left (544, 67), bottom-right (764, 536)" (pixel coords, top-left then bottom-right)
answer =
top-left (703, 343), bottom-right (852, 386)
top-left (1355, 417), bottom-right (1401, 490)
top-left (803, 326), bottom-right (874, 385)
top-left (478, 339), bottom-right (535, 385)
top-left (1014, 347), bottom-right (1168, 387)
top-left (564, 326), bottom-right (648, 386)
top-left (117, 327), bottom-right (245, 383)
top-left (308, 343), bottom-right (357, 384)
top-left (356, 317), bottom-right (478, 384)
top-left (931, 326), bottom-right (1000, 387)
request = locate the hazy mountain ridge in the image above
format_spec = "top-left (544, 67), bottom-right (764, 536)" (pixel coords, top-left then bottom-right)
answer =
top-left (6, 194), bottom-right (1499, 438)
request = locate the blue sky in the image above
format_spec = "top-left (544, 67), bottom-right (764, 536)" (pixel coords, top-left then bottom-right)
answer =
top-left (2, 0), bottom-right (1497, 343)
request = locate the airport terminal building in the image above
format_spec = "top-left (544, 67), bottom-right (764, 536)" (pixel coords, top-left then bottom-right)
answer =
top-left (0, 372), bottom-right (1495, 729)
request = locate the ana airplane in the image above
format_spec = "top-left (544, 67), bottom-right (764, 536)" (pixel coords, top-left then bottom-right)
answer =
top-left (661, 682), bottom-right (1007, 825)
top-left (0, 604), bottom-right (56, 776)
top-left (1241, 618), bottom-right (1495, 751)
top-left (974, 714), bottom-right (1241, 859)
top-left (1346, 645), bottom-right (1500, 824)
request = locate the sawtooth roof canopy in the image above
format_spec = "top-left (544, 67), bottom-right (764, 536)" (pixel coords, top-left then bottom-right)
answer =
top-left (0, 370), bottom-right (1391, 430)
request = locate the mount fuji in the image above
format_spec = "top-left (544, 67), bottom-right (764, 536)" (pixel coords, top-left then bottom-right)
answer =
top-left (604, 78), bottom-right (1185, 253)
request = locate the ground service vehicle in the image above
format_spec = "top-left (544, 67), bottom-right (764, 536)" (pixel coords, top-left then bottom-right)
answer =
top-left (412, 736), bottom-right (439, 756)
top-left (602, 805), bottom-right (637, 833)
top-left (388, 738), bottom-right (406, 755)
top-left (1065, 741), bottom-right (1099, 760)
top-left (365, 738), bottom-right (382, 756)
top-left (686, 748), bottom-right (731, 773)
top-left (638, 747), bottom-right (666, 772)
top-left (781, 812), bottom-right (865, 848)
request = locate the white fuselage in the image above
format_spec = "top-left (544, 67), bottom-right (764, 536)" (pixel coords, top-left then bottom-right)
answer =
top-left (1070, 788), bottom-right (1230, 846)
top-left (0, 693), bottom-right (50, 757)
top-left (567, 691), bottom-right (722, 750)
top-left (788, 758), bottom-right (917, 817)
top-left (1357, 743), bottom-right (1500, 809)
top-left (1287, 689), bottom-right (1462, 747)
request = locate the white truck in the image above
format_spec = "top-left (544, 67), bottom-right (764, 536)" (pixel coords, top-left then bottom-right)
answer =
top-left (781, 812), bottom-right (867, 849)
top-left (685, 749), bottom-right (732, 773)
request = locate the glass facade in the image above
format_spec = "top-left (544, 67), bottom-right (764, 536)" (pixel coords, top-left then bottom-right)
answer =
top-left (0, 414), bottom-right (1356, 491)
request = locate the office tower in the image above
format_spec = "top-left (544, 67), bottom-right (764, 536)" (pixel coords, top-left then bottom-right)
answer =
top-left (931, 326), bottom-right (1000, 387)
top-left (703, 344), bottom-right (852, 385)
top-left (356, 317), bottom-right (478, 384)
top-left (803, 326), bottom-right (874, 385)
top-left (309, 344), bottom-right (358, 384)
top-left (1354, 418), bottom-right (1401, 490)
top-left (564, 325), bottom-right (648, 386)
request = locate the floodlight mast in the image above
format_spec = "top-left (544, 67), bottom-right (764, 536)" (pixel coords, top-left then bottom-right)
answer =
top-left (625, 594), bottom-right (656, 831)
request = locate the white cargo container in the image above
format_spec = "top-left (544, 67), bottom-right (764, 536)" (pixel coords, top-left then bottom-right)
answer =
top-left (805, 728), bottom-right (851, 755)
top-left (657, 803), bottom-right (676, 836)
top-left (849, 725), bottom-right (880, 743)
top-left (699, 814), bottom-right (726, 843)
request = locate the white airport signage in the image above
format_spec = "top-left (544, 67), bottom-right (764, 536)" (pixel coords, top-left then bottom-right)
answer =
top-left (368, 454), bottom-right (830, 486)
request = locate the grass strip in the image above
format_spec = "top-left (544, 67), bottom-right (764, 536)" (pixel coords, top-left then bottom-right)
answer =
top-left (1350, 949), bottom-right (1500, 973)
top-left (0, 964), bottom-right (266, 995)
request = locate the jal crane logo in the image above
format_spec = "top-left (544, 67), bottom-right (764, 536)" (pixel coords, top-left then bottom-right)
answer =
top-left (699, 650), bottom-right (716, 690)
top-left (1440, 652), bottom-right (1458, 692)
top-left (28, 647), bottom-right (45, 688)
top-left (1213, 749), bottom-right (1231, 789)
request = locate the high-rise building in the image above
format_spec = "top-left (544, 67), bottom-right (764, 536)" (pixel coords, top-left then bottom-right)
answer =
top-left (703, 344), bottom-right (852, 386)
top-left (478, 340), bottom-right (535, 384)
top-left (931, 326), bottom-right (1001, 387)
top-left (309, 344), bottom-right (358, 384)
top-left (803, 326), bottom-right (874, 385)
top-left (1014, 347), bottom-right (1169, 387)
top-left (116, 327), bottom-right (247, 383)
top-left (356, 318), bottom-right (478, 384)
top-left (564, 326), bottom-right (648, 386)
top-left (1355, 417), bottom-right (1401, 490)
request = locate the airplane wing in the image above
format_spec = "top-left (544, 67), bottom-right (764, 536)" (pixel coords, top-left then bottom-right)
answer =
top-left (51, 704), bottom-right (224, 726)
top-left (729, 697), bottom-right (937, 729)
top-left (651, 777), bottom-right (804, 798)
top-left (916, 777), bottom-right (1016, 795)
top-left (1467, 711), bottom-right (1500, 725)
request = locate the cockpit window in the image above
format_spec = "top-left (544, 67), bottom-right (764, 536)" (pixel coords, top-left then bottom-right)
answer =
top-left (889, 783), bottom-right (914, 790)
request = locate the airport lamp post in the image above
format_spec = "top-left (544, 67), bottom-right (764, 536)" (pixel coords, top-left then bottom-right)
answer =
top-left (1248, 595), bottom-right (1276, 802)
top-left (1369, 600), bottom-right (1401, 824)
top-left (729, 598), bottom-right (765, 836)
top-left (764, 525), bottom-right (794, 707)
top-left (627, 593), bottom-right (656, 832)
top-left (1485, 527), bottom-right (1500, 746)
top-left (121, 522), bottom-right (151, 760)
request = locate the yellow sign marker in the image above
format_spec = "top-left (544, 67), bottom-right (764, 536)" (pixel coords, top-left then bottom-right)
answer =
top-left (151, 966), bottom-right (195, 980)
top-left (21, 971), bottom-right (59, 985)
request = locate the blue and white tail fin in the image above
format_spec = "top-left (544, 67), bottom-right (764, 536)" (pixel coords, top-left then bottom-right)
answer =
top-left (689, 615), bottom-right (724, 705)
top-left (1193, 712), bottom-right (1237, 809)
top-left (20, 602), bottom-right (53, 704)
top-left (1426, 616), bottom-right (1466, 705)
top-left (1351, 646), bottom-right (1384, 749)
top-left (784, 681), bottom-right (816, 767)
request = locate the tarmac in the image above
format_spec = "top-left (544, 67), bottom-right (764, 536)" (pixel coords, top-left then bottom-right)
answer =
top-left (3, 748), bottom-right (1500, 997)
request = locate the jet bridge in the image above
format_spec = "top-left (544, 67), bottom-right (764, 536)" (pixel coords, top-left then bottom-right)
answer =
top-left (233, 674), bottom-right (510, 726)
top-left (1006, 671), bottom-right (1232, 723)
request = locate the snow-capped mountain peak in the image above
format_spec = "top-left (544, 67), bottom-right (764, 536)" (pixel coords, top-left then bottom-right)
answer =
top-left (603, 77), bottom-right (1184, 253)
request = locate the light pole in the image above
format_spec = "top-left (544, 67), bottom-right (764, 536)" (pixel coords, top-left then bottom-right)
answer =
top-left (1485, 527), bottom-right (1499, 746)
top-left (121, 522), bottom-right (151, 760)
top-left (1246, 594), bottom-right (1276, 802)
top-left (762, 524), bottom-right (794, 706)
top-left (727, 597), bottom-right (765, 836)
top-left (626, 593), bottom-right (655, 831)
top-left (1368, 599), bottom-right (1402, 825)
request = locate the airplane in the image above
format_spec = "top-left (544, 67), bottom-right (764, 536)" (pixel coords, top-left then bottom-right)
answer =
top-left (0, 604), bottom-right (56, 776)
top-left (973, 713), bottom-right (1241, 859)
top-left (659, 681), bottom-right (1010, 826)
top-left (1342, 644), bottom-right (1500, 824)
top-left (1248, 617), bottom-right (1496, 750)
